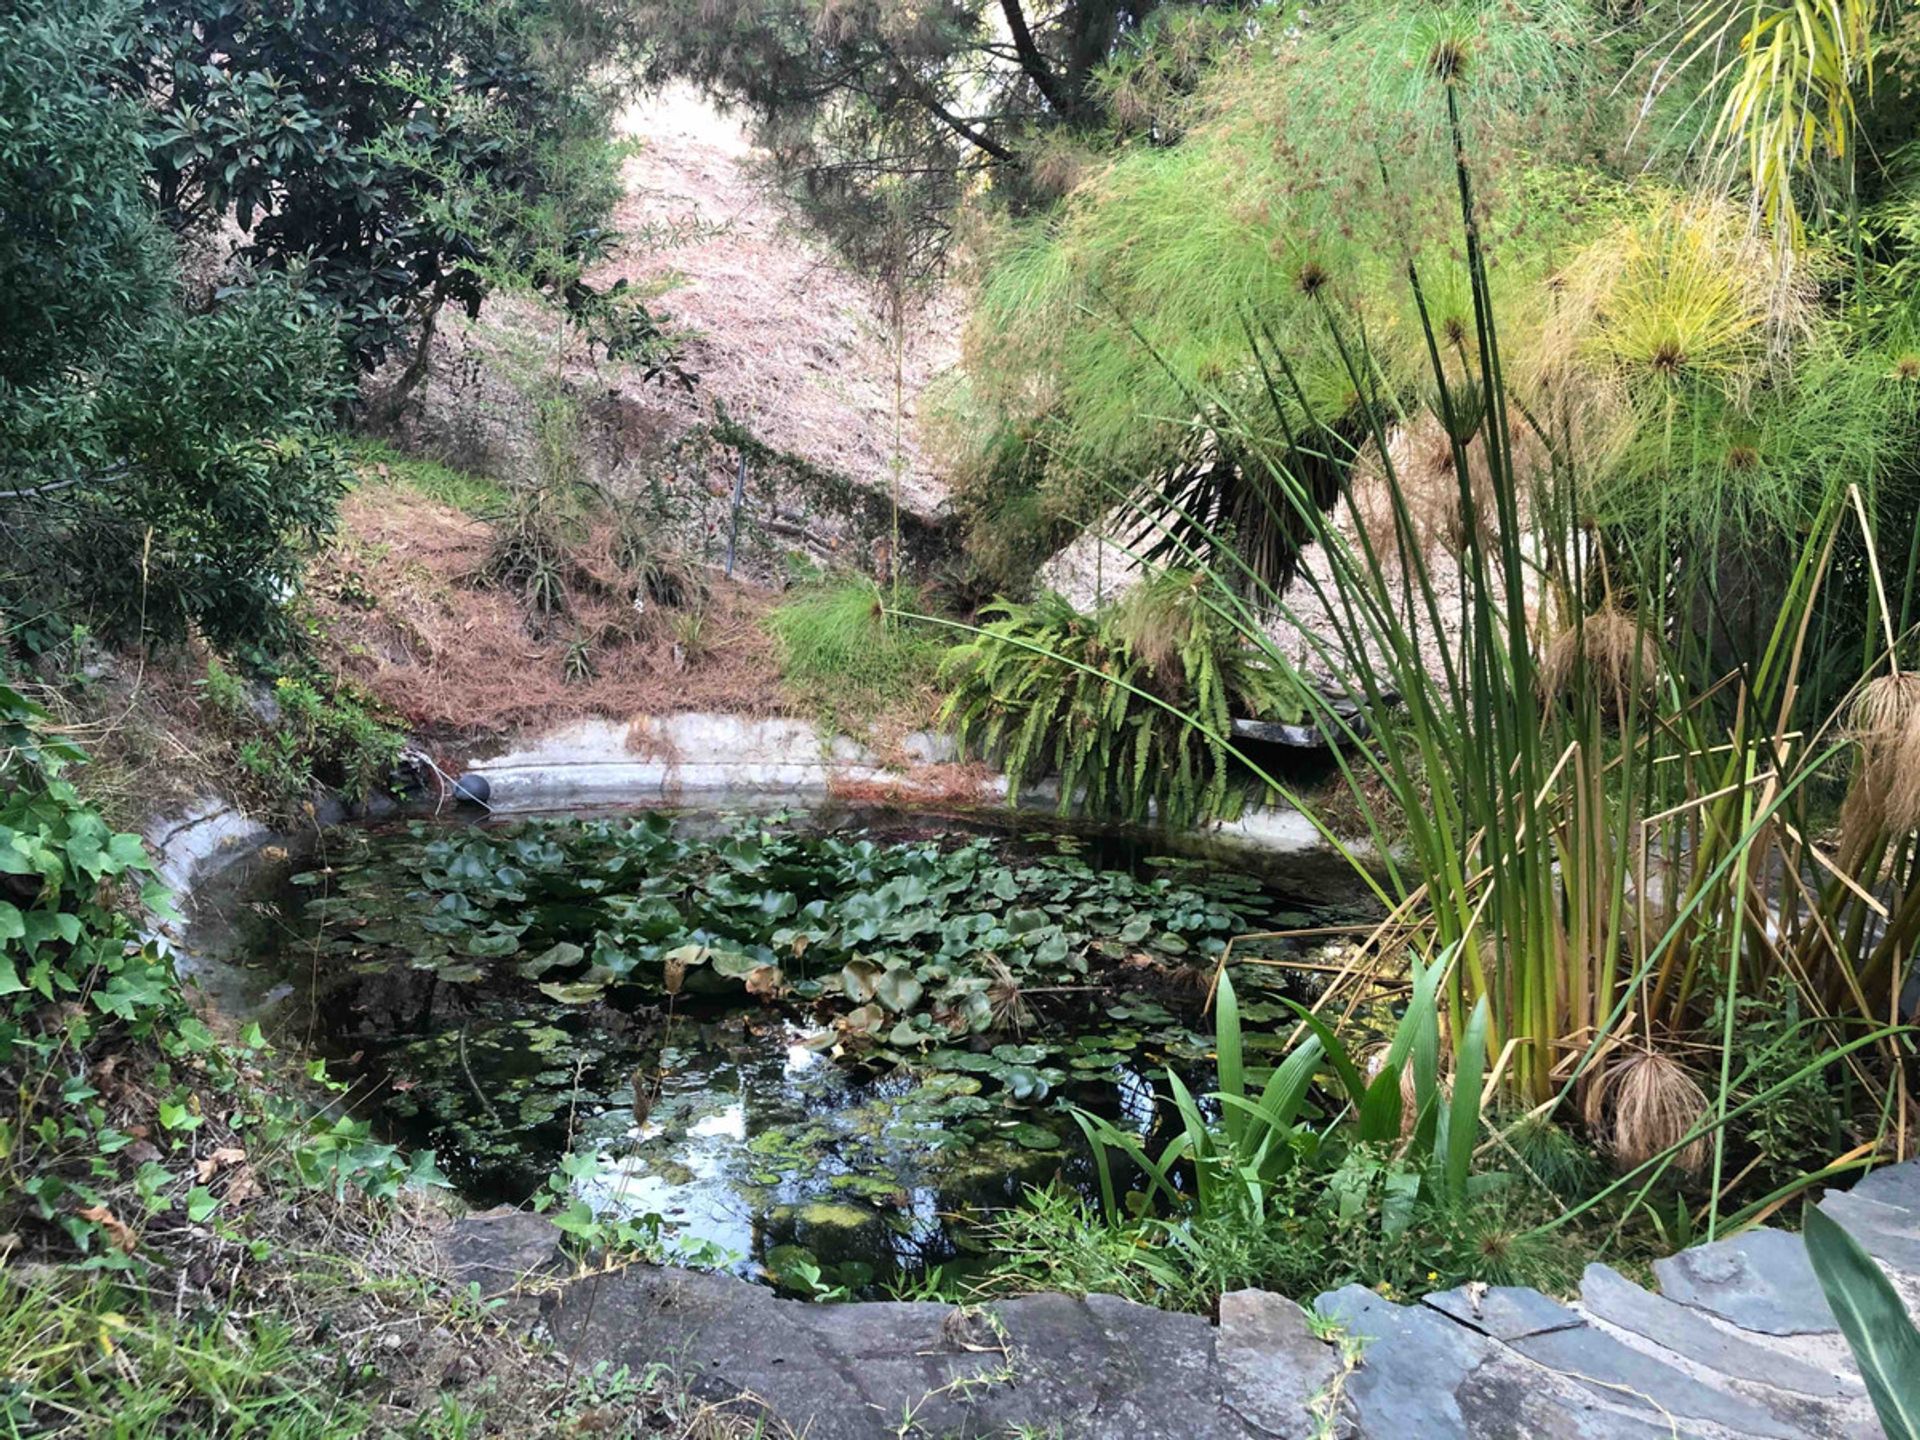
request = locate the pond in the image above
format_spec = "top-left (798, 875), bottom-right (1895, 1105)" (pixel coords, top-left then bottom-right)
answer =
top-left (247, 807), bottom-right (1370, 1296)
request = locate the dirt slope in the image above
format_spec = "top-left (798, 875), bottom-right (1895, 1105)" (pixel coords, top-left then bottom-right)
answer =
top-left (599, 87), bottom-right (959, 523)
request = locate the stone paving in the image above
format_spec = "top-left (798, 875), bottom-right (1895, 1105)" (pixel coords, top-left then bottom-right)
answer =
top-left (443, 1162), bottom-right (1920, 1437)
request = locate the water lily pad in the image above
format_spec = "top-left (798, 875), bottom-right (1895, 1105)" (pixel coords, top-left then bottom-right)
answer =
top-left (1004, 1122), bottom-right (1062, 1150)
top-left (874, 968), bottom-right (924, 1014)
top-left (536, 980), bottom-right (604, 1005)
top-left (1002, 1068), bottom-right (1051, 1104)
top-left (431, 962), bottom-right (485, 983)
top-left (796, 1201), bottom-right (877, 1231)
top-left (519, 941), bottom-right (584, 978)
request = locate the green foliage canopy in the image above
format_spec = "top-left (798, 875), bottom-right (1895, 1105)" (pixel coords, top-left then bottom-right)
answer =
top-left (938, 0), bottom-right (1620, 592)
top-left (0, 0), bottom-right (353, 650)
top-left (130, 0), bottom-right (632, 373)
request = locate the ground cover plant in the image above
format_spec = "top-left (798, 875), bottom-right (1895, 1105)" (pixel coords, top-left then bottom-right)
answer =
top-left (765, 576), bottom-right (946, 735)
top-left (0, 684), bottom-right (460, 1434)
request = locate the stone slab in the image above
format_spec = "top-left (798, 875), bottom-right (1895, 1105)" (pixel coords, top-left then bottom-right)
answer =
top-left (1315, 1285), bottom-right (1677, 1439)
top-left (1844, 1162), bottom-right (1920, 1215)
top-left (1423, 1284), bottom-right (1587, 1342)
top-left (1511, 1320), bottom-right (1807, 1438)
top-left (1819, 1190), bottom-right (1920, 1280)
top-left (534, 1256), bottom-right (1247, 1438)
top-left (444, 1207), bottom-right (567, 1284)
top-left (1653, 1228), bottom-right (1838, 1336)
top-left (1216, 1289), bottom-right (1339, 1438)
top-left (1579, 1263), bottom-right (1854, 1399)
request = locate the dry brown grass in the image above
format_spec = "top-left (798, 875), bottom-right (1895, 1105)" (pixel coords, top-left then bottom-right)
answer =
top-left (309, 484), bottom-right (793, 754)
top-left (1841, 672), bottom-right (1920, 846)
top-left (1587, 1048), bottom-right (1709, 1174)
top-left (1537, 605), bottom-right (1661, 703)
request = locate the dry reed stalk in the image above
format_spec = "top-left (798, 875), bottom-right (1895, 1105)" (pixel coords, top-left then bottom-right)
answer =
top-left (1348, 410), bottom-right (1547, 574)
top-left (1537, 606), bottom-right (1660, 703)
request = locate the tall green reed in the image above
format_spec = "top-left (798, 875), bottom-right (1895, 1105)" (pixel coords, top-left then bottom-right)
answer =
top-left (937, 39), bottom-right (1919, 1229)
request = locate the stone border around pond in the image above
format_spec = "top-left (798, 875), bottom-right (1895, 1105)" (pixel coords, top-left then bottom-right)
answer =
top-left (444, 1180), bottom-right (1913, 1439)
top-left (457, 712), bottom-right (1336, 857)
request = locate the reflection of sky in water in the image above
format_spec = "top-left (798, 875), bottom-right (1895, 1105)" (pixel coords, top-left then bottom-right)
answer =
top-left (567, 1018), bottom-right (1076, 1284)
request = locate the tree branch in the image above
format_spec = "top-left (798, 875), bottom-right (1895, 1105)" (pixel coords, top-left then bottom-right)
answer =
top-left (891, 63), bottom-right (1018, 161)
top-left (998, 0), bottom-right (1073, 117)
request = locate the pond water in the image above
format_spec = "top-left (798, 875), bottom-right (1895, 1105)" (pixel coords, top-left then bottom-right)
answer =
top-left (248, 807), bottom-right (1367, 1295)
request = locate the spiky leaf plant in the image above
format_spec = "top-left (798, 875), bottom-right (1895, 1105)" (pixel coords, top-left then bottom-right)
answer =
top-left (939, 570), bottom-right (1307, 828)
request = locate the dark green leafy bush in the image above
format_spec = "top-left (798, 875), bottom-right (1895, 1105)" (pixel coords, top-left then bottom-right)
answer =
top-left (0, 0), bottom-right (353, 651)
top-left (132, 0), bottom-right (631, 375)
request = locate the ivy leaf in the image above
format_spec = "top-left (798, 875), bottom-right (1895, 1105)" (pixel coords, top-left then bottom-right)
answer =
top-left (140, 883), bottom-right (182, 922)
top-left (105, 833), bottom-right (149, 872)
top-left (157, 1099), bottom-right (201, 1132)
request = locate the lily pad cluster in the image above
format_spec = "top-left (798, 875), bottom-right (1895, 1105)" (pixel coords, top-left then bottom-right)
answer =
top-left (293, 815), bottom-right (1293, 1062)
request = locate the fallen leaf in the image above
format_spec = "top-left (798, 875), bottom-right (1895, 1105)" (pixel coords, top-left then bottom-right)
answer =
top-left (224, 1165), bottom-right (259, 1204)
top-left (76, 1205), bottom-right (138, 1253)
top-left (194, 1146), bottom-right (247, 1183)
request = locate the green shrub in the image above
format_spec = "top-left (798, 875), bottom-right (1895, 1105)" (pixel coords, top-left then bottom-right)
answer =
top-left (201, 658), bottom-right (404, 817)
top-left (1707, 976), bottom-right (1846, 1189)
top-left (0, 1), bottom-right (353, 653)
top-left (952, 960), bottom-right (1585, 1310)
top-left (939, 569), bottom-right (1307, 827)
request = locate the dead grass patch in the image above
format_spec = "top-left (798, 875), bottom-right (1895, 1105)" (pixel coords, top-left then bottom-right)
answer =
top-left (309, 484), bottom-right (794, 753)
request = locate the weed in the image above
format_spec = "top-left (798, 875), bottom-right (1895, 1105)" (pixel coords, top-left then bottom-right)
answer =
top-left (351, 439), bottom-right (512, 518)
top-left (563, 631), bottom-right (596, 685)
top-left (200, 656), bottom-right (405, 819)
